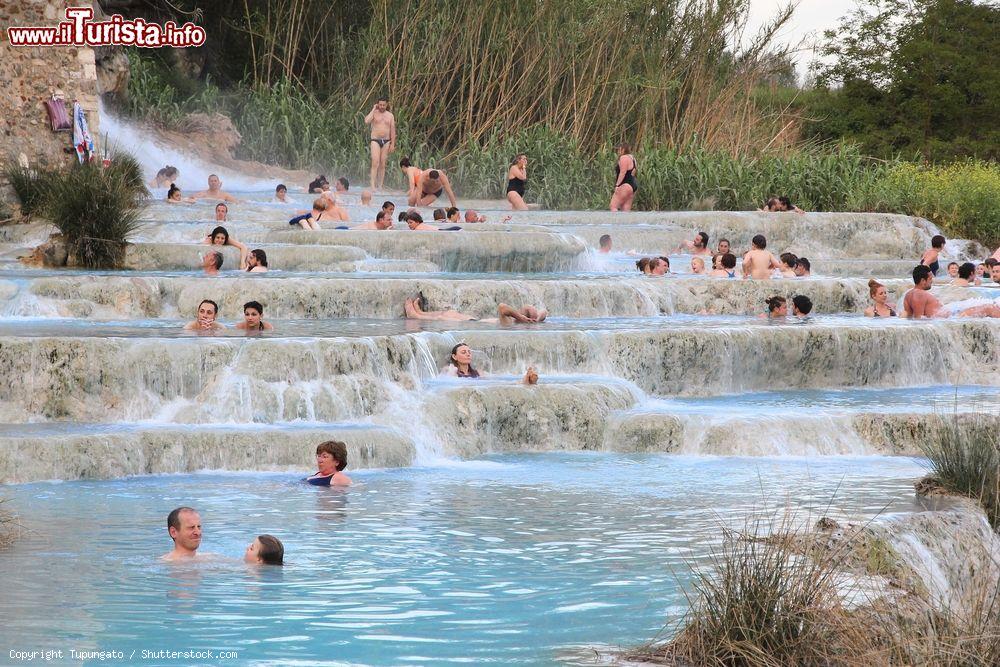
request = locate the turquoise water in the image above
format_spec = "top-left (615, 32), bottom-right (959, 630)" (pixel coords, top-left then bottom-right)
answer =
top-left (0, 453), bottom-right (925, 665)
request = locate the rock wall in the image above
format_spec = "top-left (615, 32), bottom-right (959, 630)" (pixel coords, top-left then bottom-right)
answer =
top-left (0, 1), bottom-right (100, 187)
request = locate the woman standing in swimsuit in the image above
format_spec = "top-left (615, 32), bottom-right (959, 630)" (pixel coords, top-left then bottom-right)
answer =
top-left (610, 143), bottom-right (637, 212)
top-left (506, 154), bottom-right (528, 211)
top-left (863, 279), bottom-right (897, 317)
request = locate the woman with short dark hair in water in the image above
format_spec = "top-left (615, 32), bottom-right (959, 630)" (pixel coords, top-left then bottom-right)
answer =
top-left (506, 154), bottom-right (529, 210)
top-left (203, 225), bottom-right (249, 269)
top-left (305, 441), bottom-right (352, 486)
top-left (244, 534), bottom-right (284, 565)
top-left (246, 249), bottom-right (268, 273)
top-left (235, 300), bottom-right (273, 331)
top-left (610, 144), bottom-right (637, 212)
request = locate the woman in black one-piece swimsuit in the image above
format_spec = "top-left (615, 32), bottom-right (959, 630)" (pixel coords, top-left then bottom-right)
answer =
top-left (506, 154), bottom-right (528, 211)
top-left (610, 143), bottom-right (637, 212)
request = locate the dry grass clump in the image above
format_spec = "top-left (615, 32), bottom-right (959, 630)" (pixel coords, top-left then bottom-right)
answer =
top-left (0, 497), bottom-right (22, 548)
top-left (917, 412), bottom-right (1000, 529)
top-left (629, 508), bottom-right (1000, 666)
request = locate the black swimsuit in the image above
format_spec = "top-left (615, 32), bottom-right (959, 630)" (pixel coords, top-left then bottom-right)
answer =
top-left (506, 176), bottom-right (526, 197)
top-left (873, 306), bottom-right (897, 317)
top-left (371, 138), bottom-right (390, 149)
top-left (614, 156), bottom-right (638, 193)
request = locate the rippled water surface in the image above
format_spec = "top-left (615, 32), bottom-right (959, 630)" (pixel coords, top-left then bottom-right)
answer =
top-left (0, 453), bottom-right (926, 664)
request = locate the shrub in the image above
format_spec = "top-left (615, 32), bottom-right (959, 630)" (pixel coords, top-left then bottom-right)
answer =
top-left (4, 165), bottom-right (57, 218)
top-left (917, 413), bottom-right (1000, 529)
top-left (860, 161), bottom-right (1000, 249)
top-left (42, 157), bottom-right (146, 269)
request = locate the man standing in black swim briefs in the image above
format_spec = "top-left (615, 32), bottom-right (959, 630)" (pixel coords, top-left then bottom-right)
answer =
top-left (364, 98), bottom-right (396, 192)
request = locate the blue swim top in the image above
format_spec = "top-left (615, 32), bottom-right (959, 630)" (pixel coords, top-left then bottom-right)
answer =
top-left (304, 471), bottom-right (334, 486)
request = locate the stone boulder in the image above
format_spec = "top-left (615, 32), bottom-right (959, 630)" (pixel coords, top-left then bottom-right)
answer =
top-left (18, 234), bottom-right (68, 268)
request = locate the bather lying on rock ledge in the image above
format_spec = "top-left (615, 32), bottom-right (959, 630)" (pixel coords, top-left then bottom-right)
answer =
top-left (404, 295), bottom-right (547, 323)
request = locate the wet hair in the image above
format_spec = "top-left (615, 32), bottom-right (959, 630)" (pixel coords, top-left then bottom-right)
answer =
top-left (308, 175), bottom-right (328, 192)
top-left (215, 202), bottom-right (228, 212)
top-left (275, 184), bottom-right (287, 193)
top-left (446, 207), bottom-right (459, 218)
top-left (375, 210), bottom-right (388, 222)
top-left (448, 343), bottom-right (479, 376)
top-left (256, 534), bottom-right (284, 565)
top-left (912, 264), bottom-right (933, 284)
top-left (792, 294), bottom-right (813, 315)
top-left (599, 234), bottom-right (612, 248)
top-left (167, 183), bottom-right (180, 199)
top-left (764, 197), bottom-right (781, 211)
top-left (377, 95), bottom-right (388, 103)
top-left (408, 212), bottom-right (424, 224)
top-left (399, 157), bottom-right (412, 169)
top-left (337, 177), bottom-right (349, 190)
top-left (208, 173), bottom-right (220, 180)
top-left (778, 196), bottom-right (794, 209)
top-left (210, 226), bottom-right (230, 243)
top-left (958, 262), bottom-right (975, 280)
top-left (382, 201), bottom-right (395, 210)
top-left (779, 252), bottom-right (798, 268)
top-left (398, 211), bottom-right (409, 222)
top-left (636, 257), bottom-right (650, 272)
top-left (316, 440), bottom-right (348, 471)
top-left (868, 278), bottom-right (884, 297)
top-left (243, 300), bottom-right (264, 315)
top-left (931, 234), bottom-right (946, 248)
top-left (721, 253), bottom-right (737, 269)
top-left (157, 166), bottom-right (179, 179)
top-left (248, 249), bottom-right (267, 268)
top-left (765, 295), bottom-right (786, 312)
top-left (433, 208), bottom-right (446, 221)
top-left (167, 506), bottom-right (196, 531)
top-left (658, 256), bottom-right (670, 269)
top-left (752, 234), bottom-right (767, 249)
top-left (312, 198), bottom-right (329, 211)
top-left (208, 251), bottom-right (224, 271)
top-left (198, 299), bottom-right (219, 315)
top-left (696, 231), bottom-right (709, 247)
top-left (511, 153), bottom-right (526, 165)
top-left (797, 257), bottom-right (811, 272)
top-left (428, 169), bottom-right (440, 180)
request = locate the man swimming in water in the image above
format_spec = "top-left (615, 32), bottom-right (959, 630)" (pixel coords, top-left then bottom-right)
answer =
top-left (192, 174), bottom-right (239, 203)
top-left (352, 209), bottom-right (394, 230)
top-left (161, 507), bottom-right (204, 561)
top-left (184, 299), bottom-right (225, 331)
top-left (903, 265), bottom-right (1000, 318)
top-left (599, 234), bottom-right (613, 253)
top-left (742, 234), bottom-right (780, 280)
top-left (678, 231), bottom-right (711, 255)
top-left (202, 251), bottom-right (223, 276)
top-left (404, 295), bottom-right (547, 323)
top-left (214, 202), bottom-right (228, 222)
top-left (364, 98), bottom-right (396, 191)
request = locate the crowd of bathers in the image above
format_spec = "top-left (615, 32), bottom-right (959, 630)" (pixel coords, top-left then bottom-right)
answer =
top-left (630, 232), bottom-right (810, 280)
top-left (162, 441), bottom-right (353, 564)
